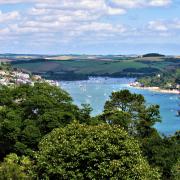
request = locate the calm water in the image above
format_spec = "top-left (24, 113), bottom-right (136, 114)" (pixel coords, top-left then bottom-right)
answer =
top-left (59, 77), bottom-right (180, 135)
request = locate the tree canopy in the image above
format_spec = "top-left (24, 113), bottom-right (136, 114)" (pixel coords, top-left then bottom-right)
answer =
top-left (35, 122), bottom-right (160, 179)
top-left (0, 82), bottom-right (179, 179)
top-left (102, 89), bottom-right (161, 138)
top-left (0, 153), bottom-right (33, 180)
top-left (0, 83), bottom-right (80, 158)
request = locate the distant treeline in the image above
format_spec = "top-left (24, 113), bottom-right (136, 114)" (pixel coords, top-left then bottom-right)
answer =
top-left (38, 68), bottom-right (160, 81)
top-left (11, 59), bottom-right (46, 64)
top-left (142, 53), bottom-right (165, 57)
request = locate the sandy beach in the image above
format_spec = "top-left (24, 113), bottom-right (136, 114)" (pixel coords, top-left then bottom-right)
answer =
top-left (129, 84), bottom-right (180, 94)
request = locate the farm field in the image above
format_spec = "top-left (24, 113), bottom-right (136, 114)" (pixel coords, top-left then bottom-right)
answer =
top-left (8, 55), bottom-right (180, 80)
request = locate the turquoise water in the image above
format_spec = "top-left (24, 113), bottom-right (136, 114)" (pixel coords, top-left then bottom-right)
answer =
top-left (60, 77), bottom-right (180, 135)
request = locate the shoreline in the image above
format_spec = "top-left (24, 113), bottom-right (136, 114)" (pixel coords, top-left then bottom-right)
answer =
top-left (59, 77), bottom-right (179, 95)
top-left (129, 85), bottom-right (179, 94)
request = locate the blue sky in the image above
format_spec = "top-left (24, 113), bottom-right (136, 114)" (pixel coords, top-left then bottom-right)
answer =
top-left (0, 0), bottom-right (180, 55)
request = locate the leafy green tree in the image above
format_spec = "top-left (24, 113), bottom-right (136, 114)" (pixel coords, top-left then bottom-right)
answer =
top-left (78, 104), bottom-right (93, 124)
top-left (137, 104), bottom-right (161, 138)
top-left (0, 153), bottom-right (33, 180)
top-left (103, 90), bottom-right (161, 137)
top-left (98, 110), bottom-right (132, 130)
top-left (142, 132), bottom-right (180, 180)
top-left (104, 89), bottom-right (145, 114)
top-left (35, 122), bottom-right (161, 179)
top-left (172, 158), bottom-right (180, 180)
top-left (0, 83), bottom-right (80, 158)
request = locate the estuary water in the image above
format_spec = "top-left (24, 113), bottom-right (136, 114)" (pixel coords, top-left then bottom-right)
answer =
top-left (60, 77), bottom-right (180, 135)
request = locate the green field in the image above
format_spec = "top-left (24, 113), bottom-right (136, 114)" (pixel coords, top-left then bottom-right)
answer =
top-left (11, 56), bottom-right (180, 80)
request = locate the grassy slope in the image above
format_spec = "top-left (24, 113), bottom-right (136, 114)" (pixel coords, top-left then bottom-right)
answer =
top-left (13, 60), bottom-right (148, 74)
top-left (11, 56), bottom-right (180, 80)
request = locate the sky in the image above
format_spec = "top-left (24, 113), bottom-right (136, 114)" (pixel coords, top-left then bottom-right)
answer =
top-left (0, 0), bottom-right (180, 55)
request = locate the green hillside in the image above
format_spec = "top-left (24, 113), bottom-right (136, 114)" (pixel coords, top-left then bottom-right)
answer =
top-left (11, 55), bottom-right (180, 80)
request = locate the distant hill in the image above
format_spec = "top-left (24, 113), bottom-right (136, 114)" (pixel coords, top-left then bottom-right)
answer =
top-left (142, 53), bottom-right (165, 57)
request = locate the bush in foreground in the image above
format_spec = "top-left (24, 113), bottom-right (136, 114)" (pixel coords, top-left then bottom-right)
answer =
top-left (0, 153), bottom-right (33, 180)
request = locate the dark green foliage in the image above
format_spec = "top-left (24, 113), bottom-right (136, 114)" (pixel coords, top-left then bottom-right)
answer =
top-left (172, 158), bottom-right (180, 180)
top-left (103, 89), bottom-right (180, 180)
top-left (35, 122), bottom-right (160, 179)
top-left (11, 55), bottom-right (180, 80)
top-left (104, 89), bottom-right (145, 113)
top-left (141, 132), bottom-right (180, 180)
top-left (78, 104), bottom-right (92, 123)
top-left (103, 90), bottom-right (160, 137)
top-left (0, 77), bottom-right (179, 179)
top-left (98, 110), bottom-right (132, 131)
top-left (0, 83), bottom-right (80, 158)
top-left (123, 67), bottom-right (160, 74)
top-left (137, 104), bottom-right (161, 138)
top-left (103, 90), bottom-right (180, 179)
top-left (142, 53), bottom-right (165, 57)
top-left (0, 62), bottom-right (12, 71)
top-left (11, 58), bottom-right (159, 80)
top-left (139, 68), bottom-right (180, 90)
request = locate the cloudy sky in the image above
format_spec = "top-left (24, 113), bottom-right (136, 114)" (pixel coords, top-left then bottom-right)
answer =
top-left (0, 0), bottom-right (180, 55)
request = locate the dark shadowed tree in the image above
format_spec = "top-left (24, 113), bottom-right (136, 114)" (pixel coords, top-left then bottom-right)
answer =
top-left (0, 83), bottom-right (80, 159)
top-left (103, 90), bottom-right (161, 137)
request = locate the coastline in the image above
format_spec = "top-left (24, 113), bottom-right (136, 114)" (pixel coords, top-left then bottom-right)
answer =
top-left (129, 84), bottom-right (179, 94)
top-left (60, 77), bottom-right (180, 135)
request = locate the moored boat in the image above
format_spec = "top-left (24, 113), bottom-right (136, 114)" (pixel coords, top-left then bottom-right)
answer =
top-left (176, 110), bottom-right (180, 117)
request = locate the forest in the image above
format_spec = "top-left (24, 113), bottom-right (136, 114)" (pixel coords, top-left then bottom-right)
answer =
top-left (0, 82), bottom-right (179, 179)
top-left (138, 68), bottom-right (180, 89)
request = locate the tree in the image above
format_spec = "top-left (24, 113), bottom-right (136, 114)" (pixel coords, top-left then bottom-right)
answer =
top-left (103, 90), bottom-right (161, 137)
top-left (104, 89), bottom-right (145, 114)
top-left (172, 158), bottom-right (180, 180)
top-left (35, 122), bottom-right (160, 179)
top-left (142, 132), bottom-right (180, 180)
top-left (98, 110), bottom-right (132, 130)
top-left (137, 104), bottom-right (161, 138)
top-left (0, 153), bottom-right (33, 180)
top-left (0, 83), bottom-right (80, 159)
top-left (78, 104), bottom-right (93, 124)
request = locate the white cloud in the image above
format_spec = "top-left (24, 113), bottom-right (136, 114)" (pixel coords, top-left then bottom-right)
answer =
top-left (0, 0), bottom-right (30, 4)
top-left (111, 0), bottom-right (172, 8)
top-left (0, 0), bottom-right (177, 48)
top-left (111, 0), bottom-right (145, 8)
top-left (34, 0), bottom-right (105, 10)
top-left (149, 0), bottom-right (171, 7)
top-left (171, 20), bottom-right (180, 29)
top-left (0, 11), bottom-right (20, 23)
top-left (0, 27), bottom-right (10, 34)
top-left (107, 7), bottom-right (126, 15)
top-left (17, 0), bottom-right (126, 37)
top-left (79, 22), bottom-right (126, 33)
top-left (147, 19), bottom-right (180, 34)
top-left (0, 0), bottom-right (57, 4)
top-left (0, 0), bottom-right (21, 3)
top-left (148, 20), bottom-right (168, 31)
